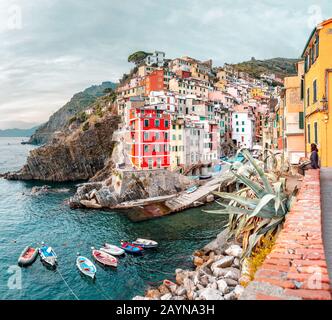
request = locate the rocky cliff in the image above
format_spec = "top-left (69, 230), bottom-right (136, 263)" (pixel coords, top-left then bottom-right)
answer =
top-left (28, 82), bottom-right (116, 145)
top-left (4, 95), bottom-right (120, 182)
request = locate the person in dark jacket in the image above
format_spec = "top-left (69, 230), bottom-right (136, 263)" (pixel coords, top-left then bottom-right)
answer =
top-left (299, 143), bottom-right (320, 175)
top-left (310, 143), bottom-right (320, 169)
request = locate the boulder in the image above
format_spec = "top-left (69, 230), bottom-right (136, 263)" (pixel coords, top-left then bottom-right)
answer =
top-left (203, 229), bottom-right (230, 254)
top-left (224, 291), bottom-right (237, 300)
top-left (217, 279), bottom-right (229, 294)
top-left (80, 199), bottom-right (103, 209)
top-left (213, 256), bottom-right (234, 268)
top-left (158, 284), bottom-right (170, 295)
top-left (160, 293), bottom-right (172, 301)
top-left (199, 288), bottom-right (224, 301)
top-left (224, 267), bottom-right (241, 281)
top-left (225, 245), bottom-right (243, 258)
top-left (233, 258), bottom-right (241, 268)
top-left (146, 289), bottom-right (161, 299)
top-left (176, 287), bottom-right (187, 296)
top-left (194, 256), bottom-right (204, 267)
top-left (233, 285), bottom-right (245, 299)
top-left (224, 278), bottom-right (239, 287)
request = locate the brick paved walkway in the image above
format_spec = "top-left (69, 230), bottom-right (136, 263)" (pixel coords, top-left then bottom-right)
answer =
top-left (320, 168), bottom-right (332, 288)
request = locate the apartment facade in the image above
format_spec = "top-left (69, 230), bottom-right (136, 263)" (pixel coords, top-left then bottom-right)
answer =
top-left (302, 18), bottom-right (332, 167)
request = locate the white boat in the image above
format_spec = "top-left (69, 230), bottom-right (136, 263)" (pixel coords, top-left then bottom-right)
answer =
top-left (76, 256), bottom-right (96, 279)
top-left (101, 244), bottom-right (125, 256)
top-left (133, 238), bottom-right (158, 249)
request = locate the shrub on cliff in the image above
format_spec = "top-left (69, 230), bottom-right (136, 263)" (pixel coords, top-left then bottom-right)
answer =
top-left (82, 122), bottom-right (90, 131)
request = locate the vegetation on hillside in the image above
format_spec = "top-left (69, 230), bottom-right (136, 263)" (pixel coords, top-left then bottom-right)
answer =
top-left (231, 57), bottom-right (300, 80)
top-left (128, 51), bottom-right (151, 65)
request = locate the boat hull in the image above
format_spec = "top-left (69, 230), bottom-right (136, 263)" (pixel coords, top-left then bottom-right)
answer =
top-left (102, 244), bottom-right (125, 256)
top-left (76, 256), bottom-right (96, 279)
top-left (121, 242), bottom-right (143, 254)
top-left (92, 250), bottom-right (118, 267)
top-left (39, 246), bottom-right (57, 268)
top-left (18, 246), bottom-right (39, 267)
top-left (133, 239), bottom-right (158, 249)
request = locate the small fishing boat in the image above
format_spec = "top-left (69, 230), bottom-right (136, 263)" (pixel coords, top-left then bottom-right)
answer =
top-left (186, 186), bottom-right (198, 194)
top-left (92, 248), bottom-right (118, 267)
top-left (101, 244), bottom-right (125, 256)
top-left (133, 238), bottom-right (158, 249)
top-left (18, 246), bottom-right (39, 267)
top-left (120, 241), bottom-right (143, 255)
top-left (39, 244), bottom-right (57, 267)
top-left (76, 256), bottom-right (96, 279)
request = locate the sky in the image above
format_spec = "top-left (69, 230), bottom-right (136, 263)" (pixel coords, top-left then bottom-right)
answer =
top-left (0, 0), bottom-right (331, 129)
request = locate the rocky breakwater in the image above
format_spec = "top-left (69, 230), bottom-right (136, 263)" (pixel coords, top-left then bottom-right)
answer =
top-left (69, 169), bottom-right (193, 209)
top-left (133, 230), bottom-right (246, 301)
top-left (3, 114), bottom-right (121, 182)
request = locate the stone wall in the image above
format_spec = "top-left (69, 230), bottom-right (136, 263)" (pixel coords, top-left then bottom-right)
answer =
top-left (241, 170), bottom-right (332, 300)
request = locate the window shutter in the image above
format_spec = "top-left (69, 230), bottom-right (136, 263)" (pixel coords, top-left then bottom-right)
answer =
top-left (299, 112), bottom-right (304, 129)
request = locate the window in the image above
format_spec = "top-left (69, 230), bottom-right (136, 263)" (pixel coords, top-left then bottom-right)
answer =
top-left (236, 128), bottom-right (239, 132)
top-left (178, 135), bottom-right (182, 140)
top-left (242, 128), bottom-right (245, 133)
top-left (155, 132), bottom-right (160, 140)
top-left (164, 132), bottom-right (169, 140)
top-left (315, 36), bottom-right (319, 59)
top-left (301, 79), bottom-right (304, 100)
top-left (144, 119), bottom-right (149, 127)
top-left (299, 112), bottom-right (304, 130)
top-left (165, 120), bottom-right (169, 128)
top-left (307, 88), bottom-right (310, 107)
top-left (144, 145), bottom-right (149, 153)
top-left (307, 124), bottom-right (311, 144)
top-left (235, 114), bottom-right (238, 119)
top-left (172, 134), bottom-right (176, 140)
top-left (155, 119), bottom-right (160, 127)
top-left (313, 80), bottom-right (318, 103)
top-left (236, 121), bottom-right (239, 125)
top-left (242, 121), bottom-right (245, 125)
top-left (314, 122), bottom-right (318, 144)
top-left (144, 132), bottom-right (149, 140)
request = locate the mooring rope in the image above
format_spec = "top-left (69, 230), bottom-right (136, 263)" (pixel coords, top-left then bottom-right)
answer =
top-left (56, 268), bottom-right (80, 300)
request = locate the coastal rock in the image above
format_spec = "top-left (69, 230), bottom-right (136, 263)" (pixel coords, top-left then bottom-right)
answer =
top-left (217, 279), bottom-right (229, 294)
top-left (146, 289), bottom-right (161, 300)
top-left (80, 199), bottom-right (102, 209)
top-left (225, 245), bottom-right (243, 258)
top-left (203, 229), bottom-right (230, 254)
top-left (213, 256), bottom-right (234, 269)
top-left (5, 113), bottom-right (121, 182)
top-left (233, 285), bottom-right (245, 299)
top-left (224, 278), bottom-right (239, 287)
top-left (175, 287), bottom-right (187, 296)
top-left (233, 258), bottom-right (241, 268)
top-left (193, 256), bottom-right (204, 267)
top-left (224, 268), bottom-right (241, 281)
top-left (224, 292), bottom-right (237, 301)
top-left (160, 293), bottom-right (172, 301)
top-left (199, 288), bottom-right (224, 301)
top-left (158, 284), bottom-right (171, 295)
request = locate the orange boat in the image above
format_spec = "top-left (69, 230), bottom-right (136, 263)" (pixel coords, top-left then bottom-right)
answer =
top-left (18, 246), bottom-right (39, 267)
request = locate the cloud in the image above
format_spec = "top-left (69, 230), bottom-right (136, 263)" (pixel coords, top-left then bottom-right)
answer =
top-left (0, 0), bottom-right (331, 129)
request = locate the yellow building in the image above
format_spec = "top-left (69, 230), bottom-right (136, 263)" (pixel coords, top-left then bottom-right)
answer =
top-left (302, 18), bottom-right (332, 167)
top-left (170, 118), bottom-right (185, 171)
top-left (250, 87), bottom-right (264, 99)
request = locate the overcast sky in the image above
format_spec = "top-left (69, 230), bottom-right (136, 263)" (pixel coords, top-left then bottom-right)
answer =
top-left (0, 0), bottom-right (331, 129)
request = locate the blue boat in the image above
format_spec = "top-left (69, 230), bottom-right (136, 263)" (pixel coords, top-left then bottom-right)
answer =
top-left (39, 244), bottom-right (57, 267)
top-left (120, 241), bottom-right (143, 255)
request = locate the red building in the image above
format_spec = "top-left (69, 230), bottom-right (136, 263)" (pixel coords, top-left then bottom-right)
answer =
top-left (145, 69), bottom-right (165, 94)
top-left (129, 107), bottom-right (171, 169)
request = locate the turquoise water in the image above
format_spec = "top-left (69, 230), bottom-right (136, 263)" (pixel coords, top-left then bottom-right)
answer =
top-left (0, 137), bottom-right (227, 300)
